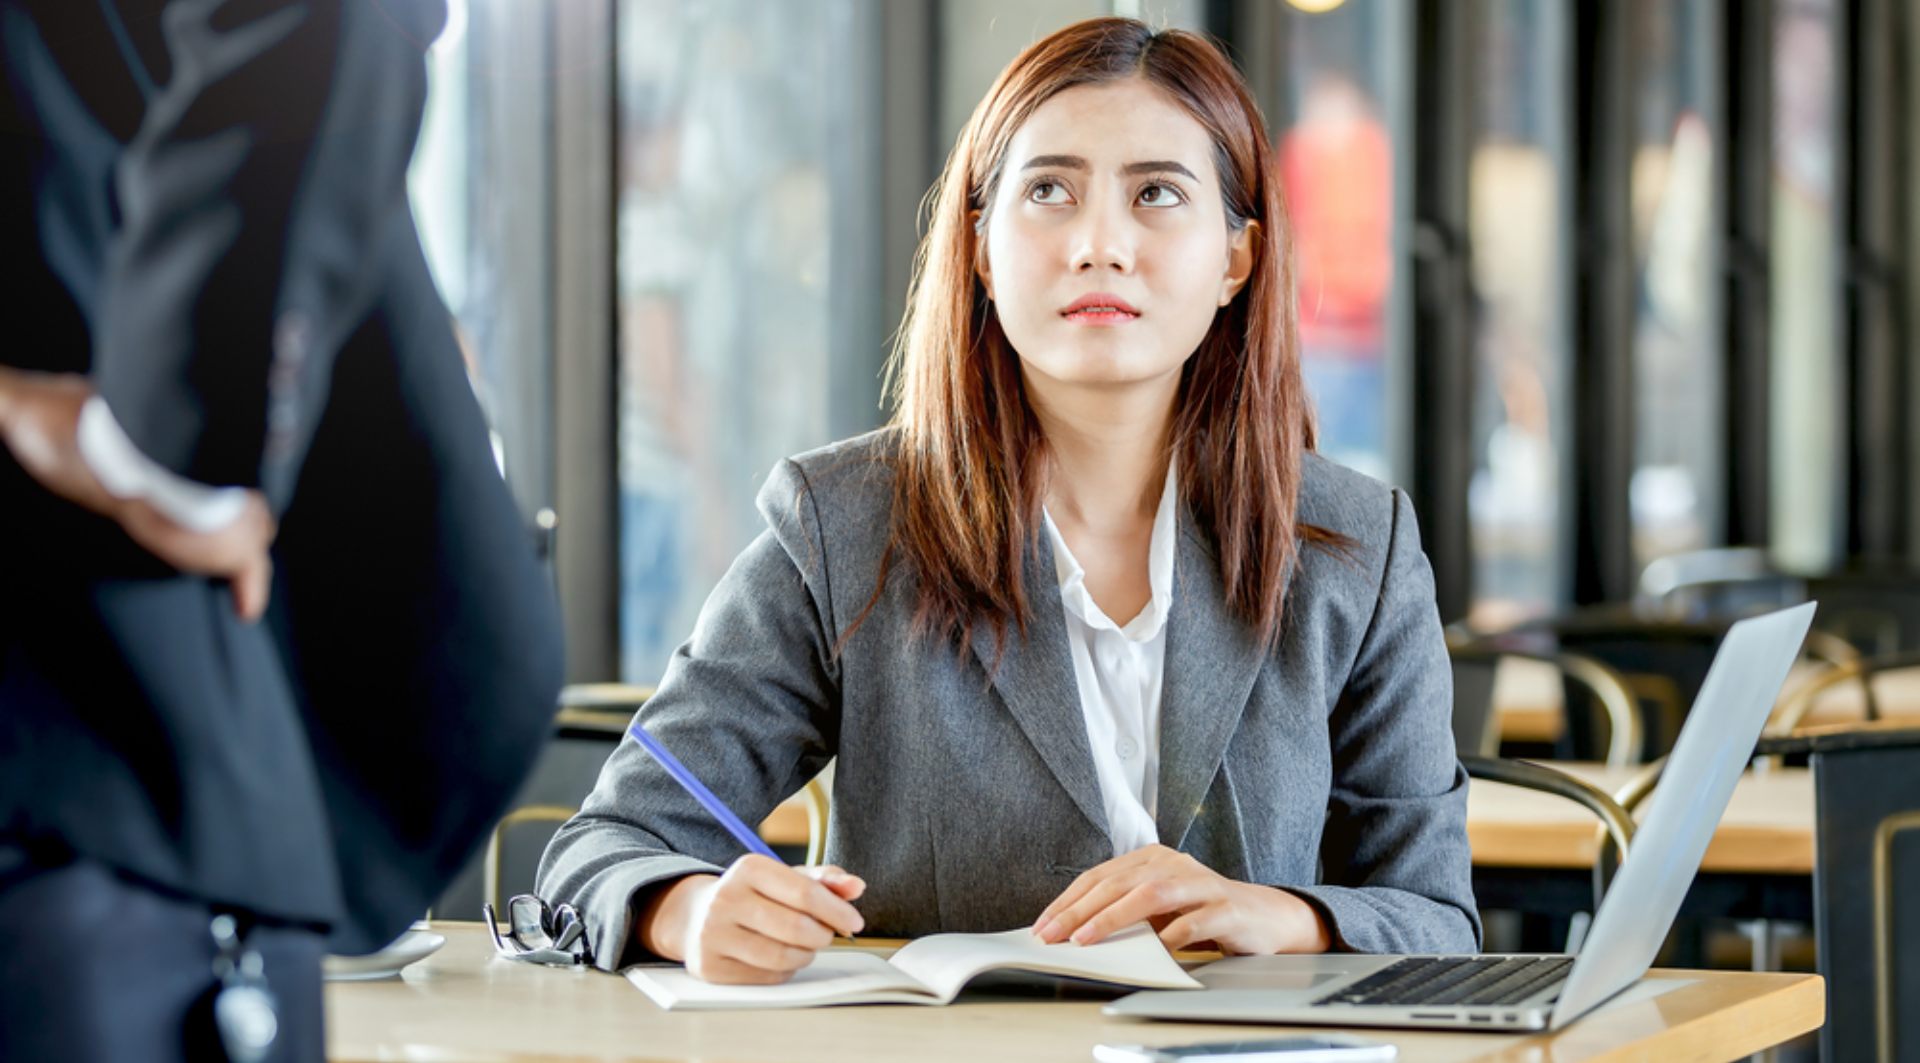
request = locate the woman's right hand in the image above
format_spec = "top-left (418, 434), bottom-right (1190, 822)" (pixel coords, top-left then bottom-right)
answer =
top-left (637, 855), bottom-right (866, 984)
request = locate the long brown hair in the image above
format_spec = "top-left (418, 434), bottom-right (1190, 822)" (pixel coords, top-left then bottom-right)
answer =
top-left (871, 17), bottom-right (1336, 659)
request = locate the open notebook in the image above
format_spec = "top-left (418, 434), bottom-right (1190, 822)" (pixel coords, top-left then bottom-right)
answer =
top-left (625, 925), bottom-right (1203, 1010)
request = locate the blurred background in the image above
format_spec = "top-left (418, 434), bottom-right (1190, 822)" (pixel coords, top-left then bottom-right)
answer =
top-left (404, 0), bottom-right (1903, 689)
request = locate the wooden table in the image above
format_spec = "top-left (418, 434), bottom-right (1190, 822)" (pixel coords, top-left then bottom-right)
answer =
top-left (326, 924), bottom-right (1823, 1063)
top-left (1492, 656), bottom-right (1571, 744)
top-left (1466, 764), bottom-right (1814, 875)
top-left (758, 799), bottom-right (811, 848)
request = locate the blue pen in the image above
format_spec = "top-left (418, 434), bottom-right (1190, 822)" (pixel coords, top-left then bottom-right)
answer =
top-left (626, 722), bottom-right (781, 861)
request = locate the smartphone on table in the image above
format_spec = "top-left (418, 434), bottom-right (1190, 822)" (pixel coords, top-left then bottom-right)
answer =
top-left (1092, 1035), bottom-right (1397, 1063)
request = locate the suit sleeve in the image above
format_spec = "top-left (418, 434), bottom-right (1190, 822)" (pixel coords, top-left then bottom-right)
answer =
top-left (536, 459), bottom-right (844, 970)
top-left (92, 0), bottom-right (445, 492)
top-left (1286, 488), bottom-right (1483, 953)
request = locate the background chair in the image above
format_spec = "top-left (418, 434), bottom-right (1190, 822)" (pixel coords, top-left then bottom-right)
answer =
top-left (455, 683), bottom-right (833, 915)
top-left (484, 804), bottom-right (578, 914)
top-left (1638, 547), bottom-right (1798, 619)
top-left (1473, 605), bottom-right (1849, 763)
top-left (1460, 754), bottom-right (1635, 955)
top-left (1772, 647), bottom-right (1920, 737)
top-left (1448, 639), bottom-right (1643, 769)
top-left (1804, 567), bottom-right (1920, 658)
top-left (436, 687), bottom-right (647, 919)
top-left (1642, 547), bottom-right (1920, 659)
top-left (1520, 609), bottom-right (1727, 763)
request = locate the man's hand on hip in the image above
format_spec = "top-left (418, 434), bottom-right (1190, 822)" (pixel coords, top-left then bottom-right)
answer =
top-left (0, 367), bottom-right (277, 621)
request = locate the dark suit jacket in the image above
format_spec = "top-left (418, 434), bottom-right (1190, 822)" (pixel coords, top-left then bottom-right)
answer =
top-left (539, 432), bottom-right (1479, 969)
top-left (0, 0), bottom-right (563, 952)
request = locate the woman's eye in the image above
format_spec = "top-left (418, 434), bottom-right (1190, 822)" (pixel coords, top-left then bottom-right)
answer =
top-left (1138, 182), bottom-right (1186, 207)
top-left (1028, 180), bottom-right (1072, 205)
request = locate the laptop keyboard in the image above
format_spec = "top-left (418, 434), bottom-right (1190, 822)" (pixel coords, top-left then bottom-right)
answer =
top-left (1311, 956), bottom-right (1574, 1009)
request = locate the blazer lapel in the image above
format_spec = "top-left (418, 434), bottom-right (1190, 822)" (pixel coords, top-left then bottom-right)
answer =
top-left (969, 542), bottom-right (1111, 840)
top-left (1155, 515), bottom-right (1268, 848)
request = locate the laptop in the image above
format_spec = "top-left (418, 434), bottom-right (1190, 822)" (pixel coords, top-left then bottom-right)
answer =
top-left (1105, 602), bottom-right (1816, 1033)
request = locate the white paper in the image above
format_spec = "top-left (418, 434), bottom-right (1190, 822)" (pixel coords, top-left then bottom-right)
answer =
top-left (624, 923), bottom-right (1201, 1011)
top-left (625, 952), bottom-right (935, 1010)
top-left (889, 925), bottom-right (1202, 1002)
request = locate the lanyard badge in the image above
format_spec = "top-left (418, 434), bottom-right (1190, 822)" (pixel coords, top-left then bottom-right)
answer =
top-left (210, 914), bottom-right (279, 1063)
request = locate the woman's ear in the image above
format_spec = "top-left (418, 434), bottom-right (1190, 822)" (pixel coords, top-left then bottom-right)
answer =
top-left (1219, 220), bottom-right (1260, 306)
top-left (971, 210), bottom-right (995, 301)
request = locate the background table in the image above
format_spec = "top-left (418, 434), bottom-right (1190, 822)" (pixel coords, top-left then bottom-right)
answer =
top-left (1467, 763), bottom-right (1814, 874)
top-left (1465, 763), bottom-right (1816, 929)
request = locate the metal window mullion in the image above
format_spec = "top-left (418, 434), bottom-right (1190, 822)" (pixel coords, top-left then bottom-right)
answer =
top-left (1720, 0), bottom-right (1772, 549)
top-left (1838, 0), bottom-right (1912, 559)
top-left (845, 0), bottom-right (939, 439)
top-left (1215, 0), bottom-right (1285, 136)
top-left (553, 0), bottom-right (617, 682)
top-left (1541, 0), bottom-right (1575, 619)
top-left (1405, 0), bottom-right (1477, 622)
top-left (1567, 0), bottom-right (1636, 606)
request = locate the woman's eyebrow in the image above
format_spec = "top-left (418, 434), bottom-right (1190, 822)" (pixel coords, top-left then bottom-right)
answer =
top-left (1018, 155), bottom-right (1198, 181)
top-left (1022, 154), bottom-right (1091, 171)
top-left (1122, 160), bottom-right (1198, 180)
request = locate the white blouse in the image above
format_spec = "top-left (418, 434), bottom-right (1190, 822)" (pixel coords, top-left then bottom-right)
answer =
top-left (1040, 462), bottom-right (1178, 857)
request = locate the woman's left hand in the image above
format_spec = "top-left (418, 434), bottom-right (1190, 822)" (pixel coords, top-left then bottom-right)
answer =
top-left (1030, 845), bottom-right (1332, 955)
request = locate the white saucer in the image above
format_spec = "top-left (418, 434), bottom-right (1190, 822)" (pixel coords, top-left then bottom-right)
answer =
top-left (323, 929), bottom-right (447, 982)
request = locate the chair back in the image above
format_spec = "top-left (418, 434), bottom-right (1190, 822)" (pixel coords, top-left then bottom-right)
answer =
top-left (1448, 640), bottom-right (1644, 768)
top-left (1447, 643), bottom-right (1502, 758)
top-left (1643, 549), bottom-right (1920, 658)
top-left (443, 685), bottom-right (836, 918)
top-left (1638, 547), bottom-right (1801, 620)
top-left (434, 700), bottom-right (636, 919)
top-left (1491, 608), bottom-right (1727, 763)
top-left (1805, 568), bottom-right (1920, 656)
top-left (1460, 755), bottom-right (1634, 913)
top-left (485, 805), bottom-right (578, 912)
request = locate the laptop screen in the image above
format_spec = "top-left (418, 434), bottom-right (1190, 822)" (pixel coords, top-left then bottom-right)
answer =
top-left (1550, 603), bottom-right (1815, 1027)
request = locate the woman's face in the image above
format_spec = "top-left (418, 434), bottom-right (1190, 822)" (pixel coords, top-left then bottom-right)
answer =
top-left (977, 78), bottom-right (1255, 396)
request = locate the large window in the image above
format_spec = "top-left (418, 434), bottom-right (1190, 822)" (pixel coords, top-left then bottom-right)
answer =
top-left (615, 1), bottom-right (888, 683)
top-left (1770, 0), bottom-right (1841, 571)
top-left (412, 0), bottom-right (1901, 673)
top-left (408, 0), bottom-right (554, 519)
top-left (1628, 0), bottom-right (1723, 572)
top-left (1271, 0), bottom-right (1405, 483)
top-left (1467, 0), bottom-right (1567, 629)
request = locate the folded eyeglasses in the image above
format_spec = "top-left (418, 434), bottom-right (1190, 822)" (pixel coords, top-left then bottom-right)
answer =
top-left (482, 894), bottom-right (592, 967)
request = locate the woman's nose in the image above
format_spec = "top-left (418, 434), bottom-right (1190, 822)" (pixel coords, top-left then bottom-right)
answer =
top-left (1068, 200), bottom-right (1135, 274)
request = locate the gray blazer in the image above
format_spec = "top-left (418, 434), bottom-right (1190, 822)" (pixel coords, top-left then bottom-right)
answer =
top-left (538, 431), bottom-right (1478, 969)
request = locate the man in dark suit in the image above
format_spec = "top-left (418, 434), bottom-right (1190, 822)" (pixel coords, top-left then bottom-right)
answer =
top-left (0, 2), bottom-right (564, 1059)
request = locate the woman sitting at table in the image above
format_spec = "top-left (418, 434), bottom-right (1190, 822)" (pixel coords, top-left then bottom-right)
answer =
top-left (538, 16), bottom-right (1476, 984)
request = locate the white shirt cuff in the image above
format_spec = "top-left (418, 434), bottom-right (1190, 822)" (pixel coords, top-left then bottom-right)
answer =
top-left (77, 395), bottom-right (249, 533)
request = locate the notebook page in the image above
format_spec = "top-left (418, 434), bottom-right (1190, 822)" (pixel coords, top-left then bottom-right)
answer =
top-left (887, 925), bottom-right (1202, 1003)
top-left (624, 951), bottom-right (936, 1010)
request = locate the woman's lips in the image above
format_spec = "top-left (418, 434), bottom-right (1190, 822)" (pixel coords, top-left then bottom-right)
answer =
top-left (1062, 307), bottom-right (1140, 325)
top-left (1060, 293), bottom-right (1141, 325)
